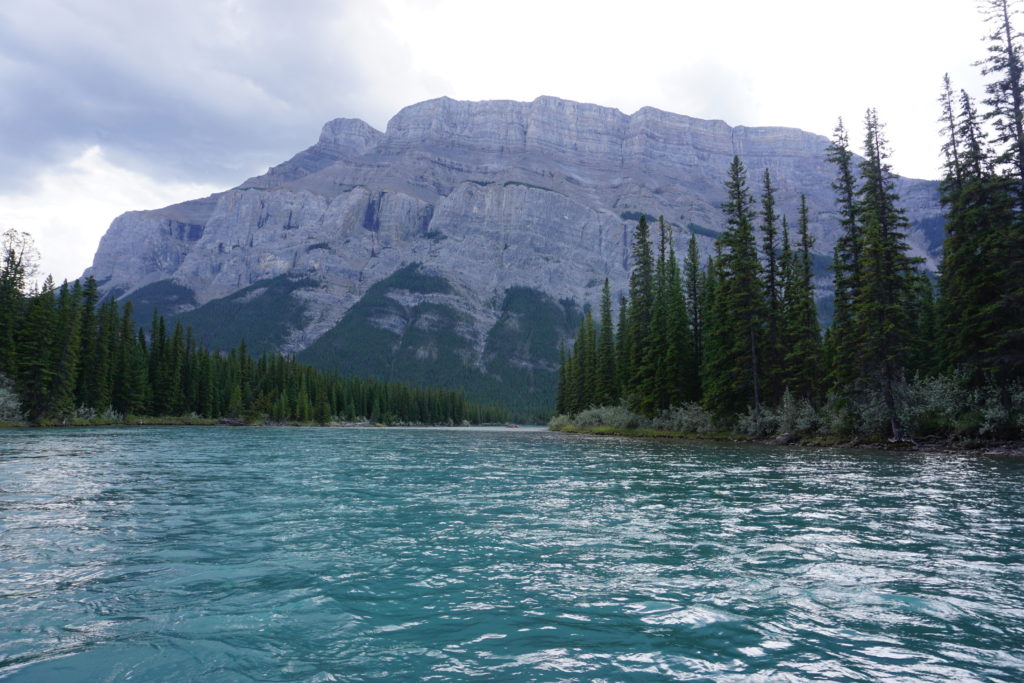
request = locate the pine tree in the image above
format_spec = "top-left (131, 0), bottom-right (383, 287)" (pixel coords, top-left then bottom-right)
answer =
top-left (75, 276), bottom-right (100, 407)
top-left (977, 0), bottom-right (1024, 381)
top-left (759, 168), bottom-right (784, 403)
top-left (646, 217), bottom-right (672, 412)
top-left (114, 301), bottom-right (147, 415)
top-left (615, 295), bottom-right (631, 401)
top-left (626, 215), bottom-right (657, 413)
top-left (16, 277), bottom-right (57, 421)
top-left (664, 240), bottom-right (698, 405)
top-left (0, 230), bottom-right (36, 377)
top-left (853, 109), bottom-right (922, 438)
top-left (703, 157), bottom-right (765, 427)
top-left (595, 279), bottom-right (617, 406)
top-left (683, 234), bottom-right (704, 384)
top-left (980, 0), bottom-right (1024, 197)
top-left (938, 84), bottom-right (1018, 382)
top-left (826, 119), bottom-right (863, 392)
top-left (780, 197), bottom-right (822, 401)
top-left (555, 340), bottom-right (569, 414)
top-left (50, 281), bottom-right (82, 417)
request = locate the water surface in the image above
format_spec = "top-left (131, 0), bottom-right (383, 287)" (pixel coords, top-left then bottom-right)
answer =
top-left (1, 427), bottom-right (1023, 680)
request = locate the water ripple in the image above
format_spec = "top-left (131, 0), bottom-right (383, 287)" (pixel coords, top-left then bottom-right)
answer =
top-left (1, 427), bottom-right (1023, 680)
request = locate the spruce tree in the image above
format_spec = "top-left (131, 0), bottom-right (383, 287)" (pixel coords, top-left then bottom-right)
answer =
top-left (16, 277), bottom-right (57, 421)
top-left (977, 0), bottom-right (1024, 380)
top-left (780, 198), bottom-right (822, 401)
top-left (759, 168), bottom-right (784, 403)
top-left (703, 157), bottom-right (765, 427)
top-left (939, 84), bottom-right (1018, 382)
top-left (626, 215), bottom-right (656, 413)
top-left (596, 279), bottom-right (618, 406)
top-left (683, 234), bottom-right (704, 383)
top-left (51, 281), bottom-right (82, 417)
top-left (852, 109), bottom-right (922, 438)
top-left (826, 119), bottom-right (863, 392)
top-left (0, 230), bottom-right (35, 377)
top-left (664, 240), bottom-right (698, 405)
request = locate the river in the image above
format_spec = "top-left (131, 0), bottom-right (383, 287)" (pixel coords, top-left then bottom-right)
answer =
top-left (1, 426), bottom-right (1022, 680)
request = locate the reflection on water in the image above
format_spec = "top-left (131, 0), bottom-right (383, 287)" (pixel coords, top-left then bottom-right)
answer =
top-left (1, 427), bottom-right (1023, 680)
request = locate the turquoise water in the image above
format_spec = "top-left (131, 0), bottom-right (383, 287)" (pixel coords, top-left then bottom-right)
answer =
top-left (1, 427), bottom-right (1023, 681)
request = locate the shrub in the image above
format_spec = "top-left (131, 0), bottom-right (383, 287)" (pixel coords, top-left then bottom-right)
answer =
top-left (548, 414), bottom-right (572, 430)
top-left (574, 405), bottom-right (648, 429)
top-left (652, 403), bottom-right (715, 434)
top-left (0, 374), bottom-right (22, 422)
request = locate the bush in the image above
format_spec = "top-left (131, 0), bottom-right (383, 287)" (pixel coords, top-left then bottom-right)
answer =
top-left (574, 405), bottom-right (649, 429)
top-left (0, 374), bottom-right (22, 422)
top-left (775, 390), bottom-right (820, 435)
top-left (548, 414), bottom-right (572, 430)
top-left (898, 373), bottom-right (969, 437)
top-left (652, 403), bottom-right (714, 433)
top-left (736, 406), bottom-right (774, 436)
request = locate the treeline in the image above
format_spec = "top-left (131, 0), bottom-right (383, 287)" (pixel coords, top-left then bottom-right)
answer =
top-left (555, 0), bottom-right (1024, 441)
top-left (0, 266), bottom-right (508, 426)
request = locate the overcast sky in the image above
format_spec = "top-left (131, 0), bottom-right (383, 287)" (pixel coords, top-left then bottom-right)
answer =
top-left (0, 0), bottom-right (991, 283)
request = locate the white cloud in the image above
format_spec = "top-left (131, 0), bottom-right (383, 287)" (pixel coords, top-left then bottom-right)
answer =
top-left (0, 0), bottom-right (1000, 276)
top-left (0, 146), bottom-right (220, 285)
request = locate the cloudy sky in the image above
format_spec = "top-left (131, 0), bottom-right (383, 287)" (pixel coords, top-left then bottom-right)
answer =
top-left (0, 0), bottom-right (990, 283)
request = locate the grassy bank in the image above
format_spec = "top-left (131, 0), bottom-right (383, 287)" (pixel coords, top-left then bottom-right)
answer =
top-left (548, 421), bottom-right (1023, 455)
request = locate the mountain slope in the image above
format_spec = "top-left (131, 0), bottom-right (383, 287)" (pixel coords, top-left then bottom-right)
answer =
top-left (85, 96), bottom-right (944, 412)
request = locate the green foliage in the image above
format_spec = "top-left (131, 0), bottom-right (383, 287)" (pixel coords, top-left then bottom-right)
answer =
top-left (0, 373), bottom-right (22, 422)
top-left (703, 157), bottom-right (765, 426)
top-left (301, 265), bottom-right (569, 421)
top-left (0, 268), bottom-right (506, 426)
top-left (175, 276), bottom-right (315, 356)
top-left (121, 279), bottom-right (197, 329)
top-left (571, 404), bottom-right (648, 430)
top-left (650, 403), bottom-right (715, 434)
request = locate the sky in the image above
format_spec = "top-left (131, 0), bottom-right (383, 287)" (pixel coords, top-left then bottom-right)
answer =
top-left (0, 0), bottom-right (992, 284)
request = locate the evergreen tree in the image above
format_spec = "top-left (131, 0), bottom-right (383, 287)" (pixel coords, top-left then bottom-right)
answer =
top-left (596, 279), bottom-right (618, 406)
top-left (703, 157), bottom-right (765, 427)
top-left (976, 0), bottom-right (1024, 380)
top-left (75, 276), bottom-right (100, 407)
top-left (16, 277), bottom-right (57, 421)
top-left (852, 109), bottom-right (922, 438)
top-left (938, 83), bottom-right (1019, 382)
top-left (626, 215), bottom-right (656, 413)
top-left (646, 217), bottom-right (672, 412)
top-left (780, 197), bottom-right (822, 401)
top-left (664, 239), bottom-right (698, 404)
top-left (50, 281), bottom-right (82, 417)
top-left (615, 295), bottom-right (631, 400)
top-left (683, 234), bottom-right (704, 384)
top-left (114, 301), bottom-right (147, 415)
top-left (0, 230), bottom-right (36, 377)
top-left (555, 340), bottom-right (569, 414)
top-left (759, 168), bottom-right (785, 403)
top-left (980, 0), bottom-right (1024, 198)
top-left (826, 119), bottom-right (863, 392)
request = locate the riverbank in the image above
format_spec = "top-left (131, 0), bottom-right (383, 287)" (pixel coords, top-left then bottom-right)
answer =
top-left (0, 416), bottom-right (508, 429)
top-left (549, 423), bottom-right (1024, 456)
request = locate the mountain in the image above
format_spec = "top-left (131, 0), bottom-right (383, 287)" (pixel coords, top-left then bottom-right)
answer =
top-left (84, 96), bottom-right (945, 415)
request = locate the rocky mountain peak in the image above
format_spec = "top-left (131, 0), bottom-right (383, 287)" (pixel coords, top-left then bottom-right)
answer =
top-left (84, 96), bottom-right (946, 413)
top-left (317, 118), bottom-right (384, 156)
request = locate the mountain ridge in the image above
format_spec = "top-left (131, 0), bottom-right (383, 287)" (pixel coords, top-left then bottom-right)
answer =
top-left (83, 96), bottom-right (945, 412)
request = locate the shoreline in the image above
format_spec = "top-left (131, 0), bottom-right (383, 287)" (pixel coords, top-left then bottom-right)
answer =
top-left (4, 419), bottom-right (1021, 456)
top-left (548, 424), bottom-right (1024, 457)
top-left (0, 417), bottom-right (521, 429)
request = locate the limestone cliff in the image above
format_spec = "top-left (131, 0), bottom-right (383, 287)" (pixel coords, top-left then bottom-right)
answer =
top-left (84, 96), bottom-right (944, 412)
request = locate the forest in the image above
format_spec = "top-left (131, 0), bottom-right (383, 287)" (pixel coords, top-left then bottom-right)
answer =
top-left (0, 267), bottom-right (509, 426)
top-left (553, 0), bottom-right (1024, 442)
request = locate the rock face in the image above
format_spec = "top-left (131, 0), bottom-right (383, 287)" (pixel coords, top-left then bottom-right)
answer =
top-left (84, 96), bottom-right (945, 413)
